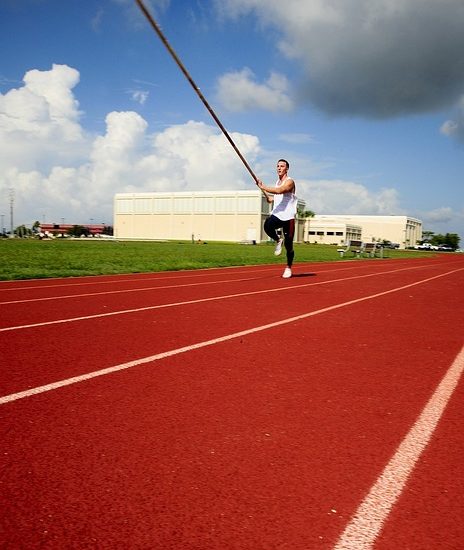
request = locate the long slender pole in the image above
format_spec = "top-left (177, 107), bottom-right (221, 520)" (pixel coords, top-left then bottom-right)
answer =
top-left (134, 0), bottom-right (268, 199)
top-left (9, 188), bottom-right (14, 236)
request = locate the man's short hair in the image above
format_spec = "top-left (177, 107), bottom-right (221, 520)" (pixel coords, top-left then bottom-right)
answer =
top-left (278, 158), bottom-right (289, 169)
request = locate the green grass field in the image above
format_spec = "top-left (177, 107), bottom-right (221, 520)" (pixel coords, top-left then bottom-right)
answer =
top-left (0, 238), bottom-right (429, 280)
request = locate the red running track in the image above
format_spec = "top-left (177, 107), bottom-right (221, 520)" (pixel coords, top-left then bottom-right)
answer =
top-left (1, 255), bottom-right (464, 549)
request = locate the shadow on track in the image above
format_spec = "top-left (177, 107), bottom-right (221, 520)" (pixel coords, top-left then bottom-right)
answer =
top-left (292, 272), bottom-right (316, 278)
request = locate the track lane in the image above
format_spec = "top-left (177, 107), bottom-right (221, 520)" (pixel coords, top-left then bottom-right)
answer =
top-left (2, 255), bottom-right (464, 549)
top-left (0, 256), bottom-right (452, 300)
top-left (1, 261), bottom-right (463, 549)
top-left (0, 258), bottom-right (452, 330)
top-left (1, 260), bottom-right (463, 397)
top-left (374, 376), bottom-right (464, 550)
top-left (335, 346), bottom-right (464, 550)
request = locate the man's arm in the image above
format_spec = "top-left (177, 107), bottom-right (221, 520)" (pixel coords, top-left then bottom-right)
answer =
top-left (258, 178), bottom-right (294, 195)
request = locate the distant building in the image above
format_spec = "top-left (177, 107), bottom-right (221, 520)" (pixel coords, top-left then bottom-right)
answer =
top-left (305, 215), bottom-right (422, 249)
top-left (39, 223), bottom-right (107, 236)
top-left (305, 220), bottom-right (362, 245)
top-left (113, 190), bottom-right (306, 242)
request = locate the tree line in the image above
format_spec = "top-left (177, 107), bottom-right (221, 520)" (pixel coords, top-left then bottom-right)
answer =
top-left (420, 231), bottom-right (460, 250)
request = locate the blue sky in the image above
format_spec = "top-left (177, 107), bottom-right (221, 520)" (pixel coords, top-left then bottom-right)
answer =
top-left (1, 0), bottom-right (463, 239)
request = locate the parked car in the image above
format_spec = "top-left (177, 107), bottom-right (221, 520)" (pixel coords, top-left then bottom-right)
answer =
top-left (414, 243), bottom-right (442, 250)
top-left (381, 241), bottom-right (400, 249)
top-left (437, 245), bottom-right (454, 251)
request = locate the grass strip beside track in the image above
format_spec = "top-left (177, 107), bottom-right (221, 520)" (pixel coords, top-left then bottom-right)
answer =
top-left (0, 239), bottom-right (430, 280)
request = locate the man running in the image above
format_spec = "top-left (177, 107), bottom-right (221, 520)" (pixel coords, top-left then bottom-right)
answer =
top-left (258, 159), bottom-right (297, 278)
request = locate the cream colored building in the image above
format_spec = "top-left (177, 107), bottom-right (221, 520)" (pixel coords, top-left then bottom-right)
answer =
top-left (305, 220), bottom-right (362, 245)
top-left (307, 215), bottom-right (422, 249)
top-left (114, 190), bottom-right (306, 242)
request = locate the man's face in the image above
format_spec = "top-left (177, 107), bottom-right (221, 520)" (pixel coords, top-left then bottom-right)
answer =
top-left (276, 161), bottom-right (287, 177)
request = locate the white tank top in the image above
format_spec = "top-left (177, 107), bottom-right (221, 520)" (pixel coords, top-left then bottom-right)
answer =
top-left (271, 177), bottom-right (297, 221)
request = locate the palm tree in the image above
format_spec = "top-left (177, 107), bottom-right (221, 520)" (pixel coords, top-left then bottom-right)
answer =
top-left (297, 209), bottom-right (315, 243)
top-left (298, 209), bottom-right (315, 219)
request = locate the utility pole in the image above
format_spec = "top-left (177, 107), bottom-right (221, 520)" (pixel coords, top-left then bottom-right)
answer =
top-left (9, 188), bottom-right (14, 236)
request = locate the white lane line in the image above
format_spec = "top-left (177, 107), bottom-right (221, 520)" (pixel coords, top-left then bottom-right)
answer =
top-left (0, 261), bottom-right (424, 306)
top-left (0, 263), bottom-right (387, 302)
top-left (1, 268), bottom-right (462, 404)
top-left (0, 263), bottom-right (452, 333)
top-left (0, 276), bottom-right (258, 305)
top-left (0, 264), bottom-right (291, 292)
top-left (333, 344), bottom-right (464, 550)
top-left (0, 258), bottom-right (440, 293)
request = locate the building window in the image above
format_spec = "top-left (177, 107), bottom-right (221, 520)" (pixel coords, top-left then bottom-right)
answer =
top-left (216, 197), bottom-right (236, 213)
top-left (327, 231), bottom-right (334, 235)
top-left (237, 197), bottom-right (257, 213)
top-left (317, 231), bottom-right (324, 235)
top-left (134, 198), bottom-right (152, 213)
top-left (336, 232), bottom-right (343, 236)
top-left (173, 197), bottom-right (193, 213)
top-left (116, 199), bottom-right (133, 214)
top-left (308, 231), bottom-right (316, 235)
top-left (153, 198), bottom-right (172, 213)
top-left (194, 197), bottom-right (214, 213)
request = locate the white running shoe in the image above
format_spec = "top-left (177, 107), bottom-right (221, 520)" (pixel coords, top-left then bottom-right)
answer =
top-left (282, 267), bottom-right (292, 278)
top-left (274, 238), bottom-right (283, 256)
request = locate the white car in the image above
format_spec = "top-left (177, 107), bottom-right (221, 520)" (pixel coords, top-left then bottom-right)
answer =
top-left (414, 243), bottom-right (437, 250)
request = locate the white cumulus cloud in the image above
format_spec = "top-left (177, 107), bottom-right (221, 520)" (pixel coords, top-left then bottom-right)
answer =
top-left (0, 64), bottom-right (87, 174)
top-left (420, 207), bottom-right (454, 224)
top-left (298, 179), bottom-right (404, 216)
top-left (418, 206), bottom-right (464, 234)
top-left (216, 68), bottom-right (293, 112)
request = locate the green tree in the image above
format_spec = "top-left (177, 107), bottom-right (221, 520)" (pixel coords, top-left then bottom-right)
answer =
top-left (431, 233), bottom-right (460, 249)
top-left (67, 225), bottom-right (90, 237)
top-left (15, 224), bottom-right (33, 238)
top-left (298, 209), bottom-right (315, 219)
top-left (443, 233), bottom-right (460, 249)
top-left (421, 230), bottom-right (435, 243)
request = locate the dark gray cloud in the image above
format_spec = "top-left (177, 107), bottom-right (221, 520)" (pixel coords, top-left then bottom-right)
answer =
top-left (220, 0), bottom-right (464, 119)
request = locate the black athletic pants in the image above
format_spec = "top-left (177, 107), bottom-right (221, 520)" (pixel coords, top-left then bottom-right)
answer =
top-left (264, 215), bottom-right (295, 267)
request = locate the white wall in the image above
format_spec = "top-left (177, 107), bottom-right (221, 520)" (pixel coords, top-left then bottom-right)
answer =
top-left (114, 190), bottom-right (269, 242)
top-left (311, 215), bottom-right (422, 248)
